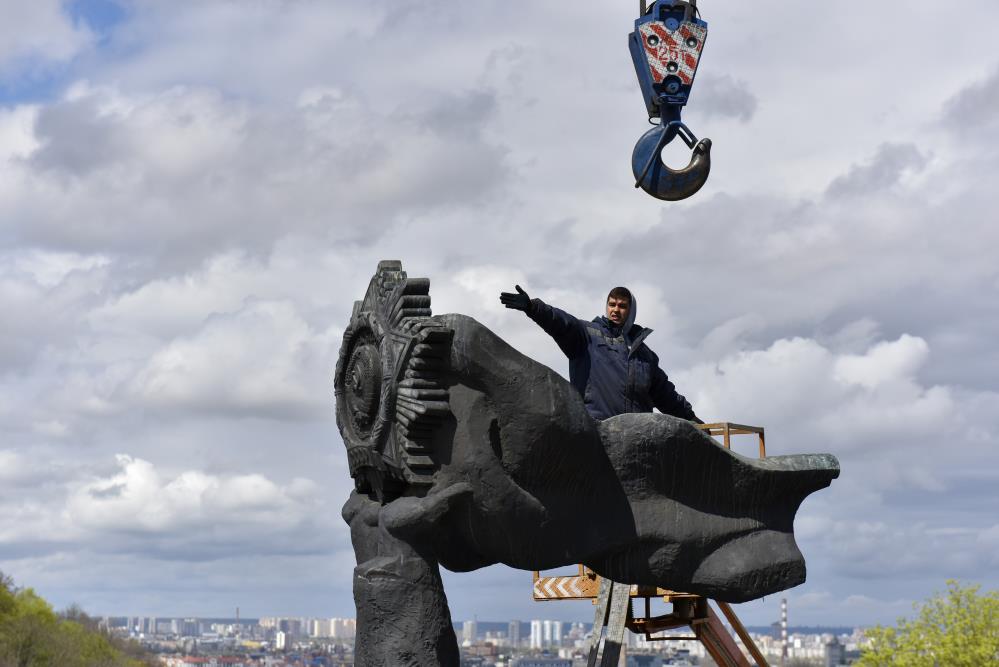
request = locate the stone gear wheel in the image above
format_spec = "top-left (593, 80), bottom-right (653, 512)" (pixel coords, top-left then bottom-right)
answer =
top-left (343, 332), bottom-right (381, 435)
top-left (334, 261), bottom-right (453, 501)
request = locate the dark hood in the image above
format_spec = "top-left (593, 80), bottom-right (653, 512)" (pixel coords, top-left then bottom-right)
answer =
top-left (594, 293), bottom-right (652, 356)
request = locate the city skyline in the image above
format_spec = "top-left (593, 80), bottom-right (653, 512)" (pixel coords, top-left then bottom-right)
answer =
top-left (1, 0), bottom-right (998, 629)
top-left (95, 612), bottom-right (864, 665)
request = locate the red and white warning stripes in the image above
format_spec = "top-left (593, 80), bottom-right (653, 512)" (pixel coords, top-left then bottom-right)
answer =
top-left (533, 575), bottom-right (596, 600)
top-left (639, 21), bottom-right (707, 84)
top-left (533, 571), bottom-right (690, 601)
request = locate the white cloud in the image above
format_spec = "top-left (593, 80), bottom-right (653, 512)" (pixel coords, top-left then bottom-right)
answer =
top-left (0, 106), bottom-right (41, 161)
top-left (0, 1), bottom-right (93, 74)
top-left (679, 337), bottom-right (843, 429)
top-left (31, 82), bottom-right (248, 177)
top-left (0, 450), bottom-right (338, 562)
top-left (128, 299), bottom-right (337, 420)
top-left (0, 449), bottom-right (53, 486)
top-left (944, 64), bottom-right (999, 133)
top-left (2, 80), bottom-right (509, 266)
top-left (695, 74), bottom-right (757, 123)
top-left (825, 143), bottom-right (928, 199)
top-left (2, 0), bottom-right (999, 626)
top-left (66, 455), bottom-right (316, 533)
top-left (10, 248), bottom-right (109, 287)
top-left (677, 334), bottom-right (970, 466)
top-left (89, 251), bottom-right (269, 339)
top-left (0, 248), bottom-right (109, 372)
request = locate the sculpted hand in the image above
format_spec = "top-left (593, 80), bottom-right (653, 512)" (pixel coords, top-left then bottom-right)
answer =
top-left (499, 285), bottom-right (531, 312)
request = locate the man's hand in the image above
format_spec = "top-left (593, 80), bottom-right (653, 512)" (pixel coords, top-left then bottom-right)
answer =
top-left (685, 400), bottom-right (704, 424)
top-left (500, 285), bottom-right (531, 312)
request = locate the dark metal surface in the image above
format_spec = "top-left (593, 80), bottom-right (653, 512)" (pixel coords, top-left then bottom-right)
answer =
top-left (336, 262), bottom-right (840, 666)
top-left (334, 260), bottom-right (454, 499)
top-left (632, 127), bottom-right (712, 201)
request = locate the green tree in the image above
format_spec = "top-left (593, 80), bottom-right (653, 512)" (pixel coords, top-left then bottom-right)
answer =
top-left (857, 580), bottom-right (999, 667)
top-left (0, 571), bottom-right (154, 667)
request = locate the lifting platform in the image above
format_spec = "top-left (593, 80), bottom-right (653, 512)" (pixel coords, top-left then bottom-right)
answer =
top-left (531, 422), bottom-right (770, 667)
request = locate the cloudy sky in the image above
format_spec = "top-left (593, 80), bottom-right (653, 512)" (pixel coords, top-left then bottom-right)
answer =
top-left (1, 0), bottom-right (998, 629)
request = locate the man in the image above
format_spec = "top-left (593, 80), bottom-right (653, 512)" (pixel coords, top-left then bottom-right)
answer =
top-left (500, 284), bottom-right (701, 423)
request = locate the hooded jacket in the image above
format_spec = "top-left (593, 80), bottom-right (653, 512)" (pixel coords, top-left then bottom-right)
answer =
top-left (526, 296), bottom-right (697, 421)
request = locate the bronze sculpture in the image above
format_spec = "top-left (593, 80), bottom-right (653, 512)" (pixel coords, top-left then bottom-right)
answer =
top-left (335, 261), bottom-right (839, 666)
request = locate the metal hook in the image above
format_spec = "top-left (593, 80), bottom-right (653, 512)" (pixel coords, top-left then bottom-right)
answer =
top-left (632, 121), bottom-right (712, 201)
top-left (629, 1), bottom-right (711, 201)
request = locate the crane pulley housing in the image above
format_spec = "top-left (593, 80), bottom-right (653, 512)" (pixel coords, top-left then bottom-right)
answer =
top-left (629, 0), bottom-right (712, 201)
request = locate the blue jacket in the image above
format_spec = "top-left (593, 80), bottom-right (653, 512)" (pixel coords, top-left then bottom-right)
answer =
top-left (526, 297), bottom-right (697, 422)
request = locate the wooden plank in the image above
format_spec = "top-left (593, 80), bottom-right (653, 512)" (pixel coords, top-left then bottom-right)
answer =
top-left (533, 574), bottom-right (601, 600)
top-left (717, 601), bottom-right (769, 666)
top-left (696, 604), bottom-right (751, 667)
top-left (586, 578), bottom-right (613, 667)
top-left (599, 582), bottom-right (631, 667)
top-left (533, 569), bottom-right (684, 600)
top-left (724, 422), bottom-right (765, 434)
top-left (695, 422), bottom-right (765, 435)
top-left (695, 422), bottom-right (767, 457)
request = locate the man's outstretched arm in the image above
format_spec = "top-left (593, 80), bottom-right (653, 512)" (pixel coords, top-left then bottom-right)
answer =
top-left (650, 366), bottom-right (702, 423)
top-left (500, 285), bottom-right (587, 358)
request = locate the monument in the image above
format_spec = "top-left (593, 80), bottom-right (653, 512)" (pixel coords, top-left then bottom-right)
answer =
top-left (335, 261), bottom-right (840, 666)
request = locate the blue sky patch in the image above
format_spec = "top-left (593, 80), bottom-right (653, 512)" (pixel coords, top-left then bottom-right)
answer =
top-left (67, 0), bottom-right (127, 37)
top-left (0, 0), bottom-right (127, 106)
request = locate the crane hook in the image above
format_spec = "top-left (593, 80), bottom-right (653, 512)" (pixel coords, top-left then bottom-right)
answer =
top-left (629, 0), bottom-right (711, 201)
top-left (632, 119), bottom-right (711, 201)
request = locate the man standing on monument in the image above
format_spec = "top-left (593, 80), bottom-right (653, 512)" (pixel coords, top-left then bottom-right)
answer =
top-left (500, 284), bottom-right (702, 423)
